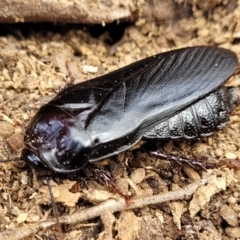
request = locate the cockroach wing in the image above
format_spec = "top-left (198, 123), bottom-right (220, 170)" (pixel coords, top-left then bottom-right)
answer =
top-left (51, 47), bottom-right (238, 161)
top-left (87, 47), bottom-right (237, 160)
top-left (51, 52), bottom-right (165, 109)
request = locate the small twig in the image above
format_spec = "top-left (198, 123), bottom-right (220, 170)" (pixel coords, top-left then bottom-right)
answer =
top-left (47, 179), bottom-right (64, 240)
top-left (52, 178), bottom-right (207, 227)
top-left (0, 1), bottom-right (178, 24)
top-left (0, 112), bottom-right (15, 125)
top-left (0, 178), bottom-right (208, 240)
top-left (0, 224), bottom-right (40, 240)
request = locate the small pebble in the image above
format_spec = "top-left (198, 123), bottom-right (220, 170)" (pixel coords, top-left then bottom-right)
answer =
top-left (17, 213), bottom-right (28, 224)
top-left (7, 133), bottom-right (25, 153)
top-left (81, 65), bottom-right (98, 73)
top-left (220, 205), bottom-right (238, 227)
top-left (130, 168), bottom-right (145, 184)
top-left (0, 121), bottom-right (14, 137)
top-left (228, 196), bottom-right (237, 205)
top-left (225, 152), bottom-right (237, 159)
top-left (225, 227), bottom-right (240, 238)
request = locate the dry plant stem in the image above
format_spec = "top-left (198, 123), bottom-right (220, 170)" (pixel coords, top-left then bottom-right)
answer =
top-left (0, 0), bottom-right (131, 23)
top-left (0, 112), bottom-right (15, 125)
top-left (53, 178), bottom-right (208, 226)
top-left (0, 225), bottom-right (40, 240)
top-left (0, 178), bottom-right (207, 240)
top-left (0, 0), bottom-right (177, 24)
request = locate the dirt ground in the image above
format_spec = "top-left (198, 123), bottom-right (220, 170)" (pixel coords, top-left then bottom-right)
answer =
top-left (0, 1), bottom-right (240, 240)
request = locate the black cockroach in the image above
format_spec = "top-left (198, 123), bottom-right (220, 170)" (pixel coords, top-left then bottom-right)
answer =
top-left (22, 46), bottom-right (239, 174)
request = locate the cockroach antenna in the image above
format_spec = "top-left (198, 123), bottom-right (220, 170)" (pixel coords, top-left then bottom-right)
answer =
top-left (47, 179), bottom-right (64, 240)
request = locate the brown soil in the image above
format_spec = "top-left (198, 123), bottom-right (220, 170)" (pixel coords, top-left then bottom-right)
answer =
top-left (0, 1), bottom-right (240, 239)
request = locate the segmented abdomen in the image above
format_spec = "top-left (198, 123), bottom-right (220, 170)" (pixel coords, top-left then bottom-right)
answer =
top-left (144, 87), bottom-right (233, 139)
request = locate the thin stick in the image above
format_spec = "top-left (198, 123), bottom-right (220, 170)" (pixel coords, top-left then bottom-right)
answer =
top-left (47, 179), bottom-right (64, 240)
top-left (0, 178), bottom-right (208, 240)
top-left (43, 178), bottom-right (208, 227)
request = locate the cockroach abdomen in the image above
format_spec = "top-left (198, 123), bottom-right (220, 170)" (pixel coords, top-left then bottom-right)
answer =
top-left (143, 87), bottom-right (238, 140)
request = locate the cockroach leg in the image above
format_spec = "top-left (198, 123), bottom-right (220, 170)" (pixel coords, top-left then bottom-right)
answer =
top-left (54, 61), bottom-right (75, 94)
top-left (216, 158), bottom-right (240, 169)
top-left (65, 61), bottom-right (75, 87)
top-left (84, 166), bottom-right (132, 205)
top-left (149, 149), bottom-right (213, 171)
top-left (149, 149), bottom-right (240, 171)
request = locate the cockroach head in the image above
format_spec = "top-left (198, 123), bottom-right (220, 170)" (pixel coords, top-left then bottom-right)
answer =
top-left (22, 105), bottom-right (92, 173)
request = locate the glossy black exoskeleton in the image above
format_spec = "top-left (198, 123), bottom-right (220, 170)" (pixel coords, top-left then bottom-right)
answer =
top-left (22, 46), bottom-right (239, 174)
